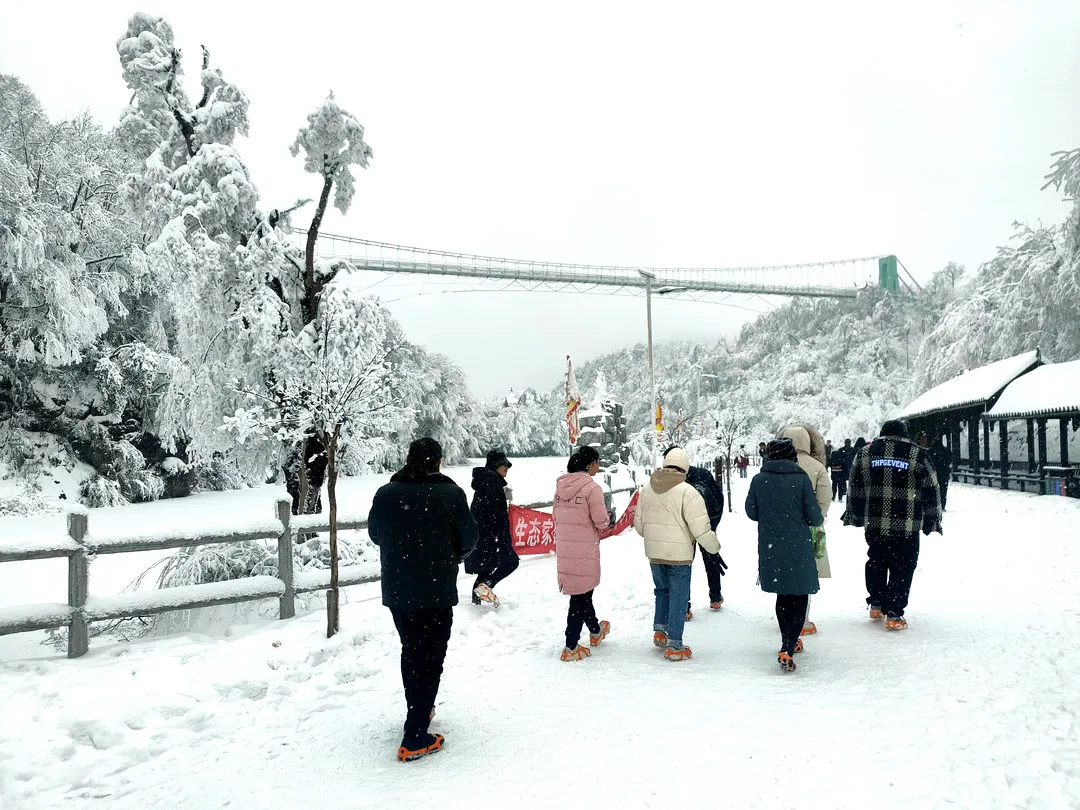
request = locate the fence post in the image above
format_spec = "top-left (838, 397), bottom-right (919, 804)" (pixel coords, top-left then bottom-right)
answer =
top-left (67, 510), bottom-right (89, 658)
top-left (276, 498), bottom-right (296, 620)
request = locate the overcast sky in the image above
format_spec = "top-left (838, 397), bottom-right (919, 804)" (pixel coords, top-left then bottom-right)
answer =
top-left (3, 1), bottom-right (1079, 397)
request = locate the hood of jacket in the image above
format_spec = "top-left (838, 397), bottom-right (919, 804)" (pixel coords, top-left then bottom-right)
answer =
top-left (556, 471), bottom-right (595, 500)
top-left (779, 425), bottom-right (812, 456)
top-left (649, 468), bottom-right (686, 494)
top-left (761, 459), bottom-right (805, 475)
top-left (471, 466), bottom-right (504, 491)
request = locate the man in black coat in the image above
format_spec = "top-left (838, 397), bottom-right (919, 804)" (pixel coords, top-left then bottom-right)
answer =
top-left (843, 420), bottom-right (942, 631)
top-left (465, 449), bottom-right (520, 606)
top-left (830, 439), bottom-right (853, 501)
top-left (666, 446), bottom-right (728, 616)
top-left (368, 437), bottom-right (478, 762)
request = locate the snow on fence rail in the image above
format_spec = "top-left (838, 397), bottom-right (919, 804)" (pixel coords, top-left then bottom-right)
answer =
top-left (0, 487), bottom-right (638, 659)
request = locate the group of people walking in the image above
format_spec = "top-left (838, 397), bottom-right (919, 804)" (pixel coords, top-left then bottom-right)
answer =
top-left (367, 417), bottom-right (946, 763)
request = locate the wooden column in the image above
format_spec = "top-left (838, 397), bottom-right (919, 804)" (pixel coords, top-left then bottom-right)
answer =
top-left (983, 420), bottom-right (992, 483)
top-left (954, 425), bottom-right (963, 481)
top-left (276, 498), bottom-right (296, 620)
top-left (970, 418), bottom-right (981, 485)
top-left (1037, 418), bottom-right (1048, 489)
top-left (999, 420), bottom-right (1009, 490)
top-left (1025, 419), bottom-right (1036, 493)
top-left (1061, 418), bottom-right (1071, 467)
top-left (67, 511), bottom-right (90, 658)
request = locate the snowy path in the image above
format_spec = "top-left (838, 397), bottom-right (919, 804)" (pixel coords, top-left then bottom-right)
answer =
top-left (2, 479), bottom-right (1079, 809)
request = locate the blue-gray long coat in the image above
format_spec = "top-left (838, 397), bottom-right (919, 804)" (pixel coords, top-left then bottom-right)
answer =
top-left (745, 459), bottom-right (823, 595)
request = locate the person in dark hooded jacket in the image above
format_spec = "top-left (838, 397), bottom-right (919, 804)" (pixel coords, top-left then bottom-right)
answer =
top-left (368, 437), bottom-right (478, 762)
top-left (745, 438), bottom-right (822, 672)
top-left (465, 449), bottom-right (520, 606)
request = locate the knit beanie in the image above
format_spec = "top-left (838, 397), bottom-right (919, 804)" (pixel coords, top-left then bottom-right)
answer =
top-left (880, 419), bottom-right (909, 438)
top-left (766, 437), bottom-right (798, 461)
top-left (662, 447), bottom-right (691, 473)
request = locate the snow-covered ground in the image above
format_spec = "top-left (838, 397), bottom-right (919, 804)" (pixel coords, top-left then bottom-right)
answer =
top-left (1, 460), bottom-right (1079, 809)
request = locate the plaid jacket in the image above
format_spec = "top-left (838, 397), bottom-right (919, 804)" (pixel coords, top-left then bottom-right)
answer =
top-left (843, 437), bottom-right (943, 537)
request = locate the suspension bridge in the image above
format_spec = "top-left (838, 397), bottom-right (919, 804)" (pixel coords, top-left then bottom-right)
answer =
top-left (301, 231), bottom-right (919, 301)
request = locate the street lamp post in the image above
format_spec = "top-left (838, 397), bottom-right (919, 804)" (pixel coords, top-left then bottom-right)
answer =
top-left (639, 270), bottom-right (657, 466)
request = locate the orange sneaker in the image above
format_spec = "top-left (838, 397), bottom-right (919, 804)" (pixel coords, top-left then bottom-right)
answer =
top-left (589, 620), bottom-right (610, 647)
top-left (869, 606), bottom-right (884, 621)
top-left (561, 644), bottom-right (591, 662)
top-left (794, 638), bottom-right (804, 654)
top-left (473, 583), bottom-right (499, 607)
top-left (397, 734), bottom-right (444, 762)
top-left (664, 646), bottom-right (693, 661)
top-left (653, 631), bottom-right (669, 648)
top-left (777, 652), bottom-right (797, 672)
top-left (885, 617), bottom-right (908, 631)
top-left (710, 599), bottom-right (724, 611)
top-left (685, 609), bottom-right (693, 621)
top-left (800, 621), bottom-right (817, 636)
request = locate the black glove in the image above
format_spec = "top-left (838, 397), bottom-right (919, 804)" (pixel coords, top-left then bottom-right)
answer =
top-left (717, 554), bottom-right (729, 575)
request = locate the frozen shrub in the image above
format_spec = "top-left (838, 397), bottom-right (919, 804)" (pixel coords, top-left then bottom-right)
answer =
top-left (80, 474), bottom-right (127, 507)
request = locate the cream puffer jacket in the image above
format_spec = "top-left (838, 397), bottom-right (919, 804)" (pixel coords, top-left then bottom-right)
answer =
top-left (633, 469), bottom-right (720, 565)
top-left (779, 425), bottom-right (831, 520)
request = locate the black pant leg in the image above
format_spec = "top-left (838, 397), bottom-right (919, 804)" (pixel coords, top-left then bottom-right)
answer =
top-left (391, 607), bottom-right (453, 746)
top-left (565, 593), bottom-right (587, 648)
top-left (839, 477), bottom-right (847, 500)
top-left (883, 536), bottom-right (920, 618)
top-left (700, 550), bottom-right (725, 602)
top-left (775, 594), bottom-right (808, 655)
top-left (940, 480), bottom-right (949, 510)
top-left (484, 552), bottom-right (520, 589)
top-left (865, 532), bottom-right (889, 608)
top-left (581, 590), bottom-right (600, 635)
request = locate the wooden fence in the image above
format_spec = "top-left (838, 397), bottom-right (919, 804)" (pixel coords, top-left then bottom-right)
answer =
top-left (0, 485), bottom-right (637, 659)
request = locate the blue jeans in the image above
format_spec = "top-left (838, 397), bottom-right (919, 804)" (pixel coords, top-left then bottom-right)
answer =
top-left (651, 564), bottom-right (692, 647)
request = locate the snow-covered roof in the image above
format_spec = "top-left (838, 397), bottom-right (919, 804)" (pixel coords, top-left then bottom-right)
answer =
top-left (985, 360), bottom-right (1080, 420)
top-left (900, 350), bottom-right (1040, 420)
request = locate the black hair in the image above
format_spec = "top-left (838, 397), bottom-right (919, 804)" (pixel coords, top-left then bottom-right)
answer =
top-left (568, 446), bottom-right (600, 473)
top-left (403, 437), bottom-right (443, 474)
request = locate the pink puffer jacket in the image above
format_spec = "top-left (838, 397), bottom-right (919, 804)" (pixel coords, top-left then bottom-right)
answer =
top-left (553, 472), bottom-right (610, 595)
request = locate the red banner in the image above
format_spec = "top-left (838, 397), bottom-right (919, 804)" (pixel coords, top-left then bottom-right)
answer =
top-left (509, 491), bottom-right (640, 555)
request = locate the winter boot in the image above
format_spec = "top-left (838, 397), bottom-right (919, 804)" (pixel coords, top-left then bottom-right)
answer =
top-left (794, 638), bottom-right (804, 654)
top-left (885, 616), bottom-right (908, 631)
top-left (777, 652), bottom-right (797, 672)
top-left (710, 599), bottom-right (724, 611)
top-left (473, 583), bottom-right (499, 607)
top-left (561, 645), bottom-right (591, 662)
top-left (652, 630), bottom-right (669, 649)
top-left (589, 620), bottom-right (611, 647)
top-left (664, 646), bottom-right (692, 662)
top-left (800, 621), bottom-right (817, 636)
top-left (397, 733), bottom-right (445, 762)
top-left (868, 606), bottom-right (884, 621)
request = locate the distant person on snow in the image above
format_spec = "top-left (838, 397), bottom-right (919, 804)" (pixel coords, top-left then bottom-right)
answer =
top-left (920, 433), bottom-right (953, 511)
top-left (633, 447), bottom-right (720, 661)
top-left (552, 446), bottom-right (612, 662)
top-left (758, 442), bottom-right (768, 465)
top-left (466, 449), bottom-right (520, 607)
top-left (745, 437), bottom-right (822, 673)
top-left (368, 437), bottom-right (478, 762)
top-left (830, 439), bottom-right (853, 502)
top-left (664, 444), bottom-right (728, 620)
top-left (778, 424), bottom-right (831, 637)
top-left (735, 446), bottom-right (750, 478)
top-left (844, 420), bottom-right (942, 631)
top-left (824, 439), bottom-right (834, 468)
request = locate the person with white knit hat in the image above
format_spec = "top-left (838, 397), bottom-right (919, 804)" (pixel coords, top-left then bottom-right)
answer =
top-left (633, 447), bottom-right (720, 661)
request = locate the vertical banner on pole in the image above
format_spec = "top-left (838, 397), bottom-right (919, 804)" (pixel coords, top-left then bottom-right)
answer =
top-left (655, 402), bottom-right (665, 452)
top-left (565, 354), bottom-right (582, 450)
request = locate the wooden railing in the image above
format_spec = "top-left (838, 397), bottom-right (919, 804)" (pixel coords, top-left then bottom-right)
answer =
top-left (0, 485), bottom-right (639, 660)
